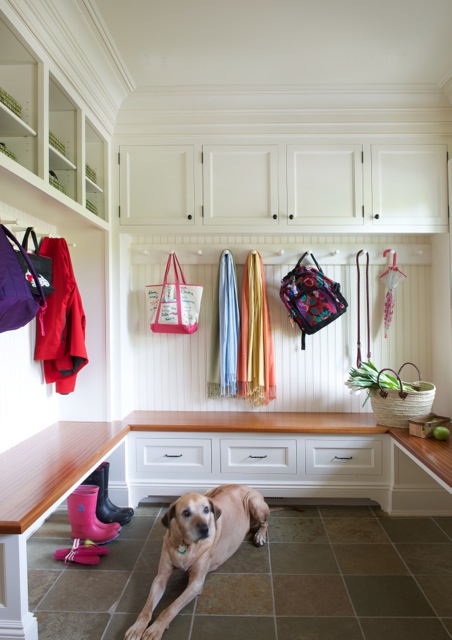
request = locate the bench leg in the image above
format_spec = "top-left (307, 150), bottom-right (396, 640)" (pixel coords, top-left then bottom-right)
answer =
top-left (0, 534), bottom-right (38, 640)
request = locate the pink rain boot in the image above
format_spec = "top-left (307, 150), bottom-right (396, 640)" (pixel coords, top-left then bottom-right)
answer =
top-left (74, 485), bottom-right (121, 532)
top-left (67, 486), bottom-right (120, 544)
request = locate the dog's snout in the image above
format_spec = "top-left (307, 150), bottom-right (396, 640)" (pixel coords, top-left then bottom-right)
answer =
top-left (198, 523), bottom-right (209, 538)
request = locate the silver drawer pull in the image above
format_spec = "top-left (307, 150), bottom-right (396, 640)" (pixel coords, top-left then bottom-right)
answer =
top-left (333, 456), bottom-right (353, 460)
top-left (249, 455), bottom-right (268, 459)
top-left (164, 454), bottom-right (183, 458)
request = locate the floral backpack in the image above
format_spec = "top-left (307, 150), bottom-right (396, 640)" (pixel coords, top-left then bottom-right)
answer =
top-left (279, 251), bottom-right (348, 350)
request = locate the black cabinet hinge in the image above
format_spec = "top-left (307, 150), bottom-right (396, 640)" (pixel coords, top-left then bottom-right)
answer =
top-left (362, 205), bottom-right (365, 218)
top-left (361, 151), bottom-right (364, 163)
top-left (118, 152), bottom-right (120, 165)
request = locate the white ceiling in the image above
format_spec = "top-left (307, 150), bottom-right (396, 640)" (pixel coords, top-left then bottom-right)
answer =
top-left (93, 0), bottom-right (452, 92)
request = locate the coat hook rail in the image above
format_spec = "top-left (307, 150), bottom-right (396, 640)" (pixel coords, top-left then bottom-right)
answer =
top-left (130, 243), bottom-right (432, 266)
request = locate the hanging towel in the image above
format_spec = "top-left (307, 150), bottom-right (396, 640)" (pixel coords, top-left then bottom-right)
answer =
top-left (208, 250), bottom-right (240, 398)
top-left (237, 251), bottom-right (276, 406)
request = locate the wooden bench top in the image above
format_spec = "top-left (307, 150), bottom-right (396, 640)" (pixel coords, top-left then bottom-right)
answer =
top-left (0, 412), bottom-right (450, 534)
top-left (126, 410), bottom-right (386, 433)
top-left (0, 420), bottom-right (129, 534)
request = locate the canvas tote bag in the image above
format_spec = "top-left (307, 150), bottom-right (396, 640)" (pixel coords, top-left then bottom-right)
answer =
top-left (146, 252), bottom-right (203, 334)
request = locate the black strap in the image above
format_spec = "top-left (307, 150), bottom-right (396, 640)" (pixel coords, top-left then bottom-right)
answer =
top-left (356, 250), bottom-right (371, 367)
top-left (22, 227), bottom-right (40, 253)
top-left (296, 251), bottom-right (323, 273)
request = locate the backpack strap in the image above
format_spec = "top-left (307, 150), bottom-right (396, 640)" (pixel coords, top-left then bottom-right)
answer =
top-left (356, 250), bottom-right (371, 367)
top-left (296, 251), bottom-right (323, 273)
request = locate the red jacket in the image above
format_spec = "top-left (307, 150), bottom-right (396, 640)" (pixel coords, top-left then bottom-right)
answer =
top-left (34, 238), bottom-right (88, 394)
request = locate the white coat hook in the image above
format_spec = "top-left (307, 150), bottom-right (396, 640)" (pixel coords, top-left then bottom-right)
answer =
top-left (251, 249), bottom-right (257, 254)
top-left (330, 249), bottom-right (340, 256)
top-left (197, 249), bottom-right (203, 256)
top-left (279, 249), bottom-right (285, 256)
top-left (0, 218), bottom-right (20, 225)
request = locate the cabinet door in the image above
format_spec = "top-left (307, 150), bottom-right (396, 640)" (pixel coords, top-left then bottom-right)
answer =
top-left (202, 144), bottom-right (279, 227)
top-left (370, 144), bottom-right (448, 229)
top-left (119, 145), bottom-right (195, 226)
top-left (287, 145), bottom-right (363, 227)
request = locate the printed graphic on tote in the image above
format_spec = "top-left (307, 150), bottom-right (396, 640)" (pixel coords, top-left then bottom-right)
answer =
top-left (146, 284), bottom-right (203, 326)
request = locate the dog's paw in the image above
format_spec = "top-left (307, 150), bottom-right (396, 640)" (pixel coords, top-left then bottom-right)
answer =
top-left (124, 622), bottom-right (147, 640)
top-left (253, 530), bottom-right (267, 547)
top-left (142, 622), bottom-right (165, 640)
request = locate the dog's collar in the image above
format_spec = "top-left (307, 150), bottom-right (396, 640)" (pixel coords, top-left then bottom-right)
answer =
top-left (177, 544), bottom-right (188, 555)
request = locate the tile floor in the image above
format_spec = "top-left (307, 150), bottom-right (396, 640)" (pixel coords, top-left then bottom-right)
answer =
top-left (27, 501), bottom-right (452, 640)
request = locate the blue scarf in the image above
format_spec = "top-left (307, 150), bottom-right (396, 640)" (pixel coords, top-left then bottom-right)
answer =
top-left (208, 250), bottom-right (240, 398)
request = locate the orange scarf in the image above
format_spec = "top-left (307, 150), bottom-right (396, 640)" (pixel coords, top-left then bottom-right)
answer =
top-left (237, 251), bottom-right (276, 406)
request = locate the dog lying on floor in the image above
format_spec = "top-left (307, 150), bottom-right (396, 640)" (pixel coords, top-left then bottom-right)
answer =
top-left (124, 484), bottom-right (270, 640)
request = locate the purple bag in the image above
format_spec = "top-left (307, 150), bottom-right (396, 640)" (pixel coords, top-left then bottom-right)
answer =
top-left (0, 224), bottom-right (46, 334)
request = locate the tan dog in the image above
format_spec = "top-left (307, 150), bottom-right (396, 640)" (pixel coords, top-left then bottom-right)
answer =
top-left (124, 484), bottom-right (270, 640)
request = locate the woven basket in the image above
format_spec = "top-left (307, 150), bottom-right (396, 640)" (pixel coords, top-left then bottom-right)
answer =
top-left (49, 131), bottom-right (66, 156)
top-left (369, 364), bottom-right (435, 428)
top-left (0, 86), bottom-right (22, 117)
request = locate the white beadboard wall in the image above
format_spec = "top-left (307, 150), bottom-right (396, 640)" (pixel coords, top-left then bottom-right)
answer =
top-left (130, 235), bottom-right (434, 414)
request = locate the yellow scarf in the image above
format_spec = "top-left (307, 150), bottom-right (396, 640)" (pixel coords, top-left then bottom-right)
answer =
top-left (237, 251), bottom-right (276, 406)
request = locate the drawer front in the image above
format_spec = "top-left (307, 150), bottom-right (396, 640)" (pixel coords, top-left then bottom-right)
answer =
top-left (220, 438), bottom-right (297, 474)
top-left (306, 439), bottom-right (383, 476)
top-left (136, 438), bottom-right (212, 475)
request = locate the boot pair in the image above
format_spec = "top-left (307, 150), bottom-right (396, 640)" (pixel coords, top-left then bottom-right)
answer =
top-left (67, 485), bottom-right (120, 544)
top-left (82, 461), bottom-right (134, 526)
top-left (54, 538), bottom-right (110, 566)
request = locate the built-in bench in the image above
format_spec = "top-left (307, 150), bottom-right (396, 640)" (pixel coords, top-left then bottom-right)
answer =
top-left (0, 412), bottom-right (450, 640)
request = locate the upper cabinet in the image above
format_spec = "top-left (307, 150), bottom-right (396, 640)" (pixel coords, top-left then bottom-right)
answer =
top-left (85, 119), bottom-right (107, 220)
top-left (202, 144), bottom-right (280, 228)
top-left (48, 76), bottom-right (78, 201)
top-left (0, 15), bottom-right (109, 230)
top-left (119, 139), bottom-right (449, 234)
top-left (0, 18), bottom-right (38, 175)
top-left (119, 145), bottom-right (195, 227)
top-left (369, 144), bottom-right (448, 228)
top-left (287, 144), bottom-right (363, 227)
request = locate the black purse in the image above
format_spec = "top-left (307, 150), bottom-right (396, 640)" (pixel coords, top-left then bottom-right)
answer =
top-left (16, 227), bottom-right (55, 298)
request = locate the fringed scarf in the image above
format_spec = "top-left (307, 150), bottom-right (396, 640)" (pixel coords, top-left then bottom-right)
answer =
top-left (207, 250), bottom-right (240, 398)
top-left (237, 251), bottom-right (276, 406)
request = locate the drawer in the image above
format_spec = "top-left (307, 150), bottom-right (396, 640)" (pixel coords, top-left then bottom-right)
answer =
top-left (220, 438), bottom-right (297, 474)
top-left (135, 438), bottom-right (212, 475)
top-left (306, 439), bottom-right (383, 476)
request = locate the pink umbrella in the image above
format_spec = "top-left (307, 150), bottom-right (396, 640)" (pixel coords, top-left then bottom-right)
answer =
top-left (379, 250), bottom-right (406, 338)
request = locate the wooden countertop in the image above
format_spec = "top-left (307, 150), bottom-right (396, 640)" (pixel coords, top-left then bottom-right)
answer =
top-left (126, 411), bottom-right (386, 434)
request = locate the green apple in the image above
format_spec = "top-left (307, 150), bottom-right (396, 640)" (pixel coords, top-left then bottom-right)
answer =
top-left (433, 426), bottom-right (450, 441)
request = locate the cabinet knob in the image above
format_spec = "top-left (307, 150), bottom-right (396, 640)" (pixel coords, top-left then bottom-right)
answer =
top-left (374, 214), bottom-right (380, 220)
top-left (187, 214), bottom-right (193, 220)
top-left (272, 214), bottom-right (278, 220)
top-left (289, 214), bottom-right (294, 220)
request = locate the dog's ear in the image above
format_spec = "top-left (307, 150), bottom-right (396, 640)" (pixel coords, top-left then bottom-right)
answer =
top-left (161, 502), bottom-right (176, 528)
top-left (209, 499), bottom-right (222, 521)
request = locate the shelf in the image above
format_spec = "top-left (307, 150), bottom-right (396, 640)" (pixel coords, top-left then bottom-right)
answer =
top-left (86, 175), bottom-right (103, 193)
top-left (0, 100), bottom-right (36, 137)
top-left (49, 145), bottom-right (76, 171)
top-left (0, 156), bottom-right (109, 231)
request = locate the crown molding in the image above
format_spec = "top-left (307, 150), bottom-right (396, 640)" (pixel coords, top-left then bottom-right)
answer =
top-left (121, 83), bottom-right (452, 113)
